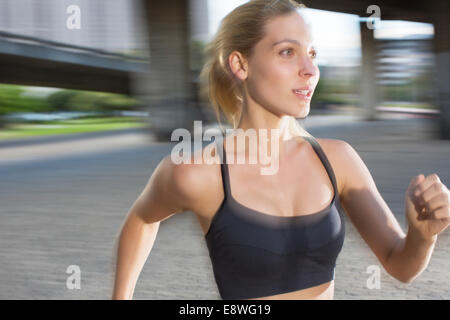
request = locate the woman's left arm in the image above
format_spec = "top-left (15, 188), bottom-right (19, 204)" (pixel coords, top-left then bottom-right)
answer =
top-left (334, 140), bottom-right (450, 284)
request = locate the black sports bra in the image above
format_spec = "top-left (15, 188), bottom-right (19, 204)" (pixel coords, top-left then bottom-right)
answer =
top-left (204, 134), bottom-right (346, 300)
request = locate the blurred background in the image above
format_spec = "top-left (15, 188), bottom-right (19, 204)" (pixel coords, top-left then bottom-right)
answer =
top-left (0, 0), bottom-right (449, 300)
top-left (0, 0), bottom-right (448, 141)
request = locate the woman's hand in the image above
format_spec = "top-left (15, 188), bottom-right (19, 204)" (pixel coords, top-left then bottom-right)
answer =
top-left (405, 173), bottom-right (450, 242)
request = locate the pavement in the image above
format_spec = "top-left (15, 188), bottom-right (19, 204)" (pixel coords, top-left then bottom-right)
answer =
top-left (0, 111), bottom-right (439, 163)
top-left (0, 112), bottom-right (449, 299)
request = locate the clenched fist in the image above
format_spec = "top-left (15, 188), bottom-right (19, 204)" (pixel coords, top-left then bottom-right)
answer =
top-left (405, 173), bottom-right (450, 242)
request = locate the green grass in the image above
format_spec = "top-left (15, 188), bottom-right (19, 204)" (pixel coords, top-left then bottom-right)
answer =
top-left (0, 116), bottom-right (148, 141)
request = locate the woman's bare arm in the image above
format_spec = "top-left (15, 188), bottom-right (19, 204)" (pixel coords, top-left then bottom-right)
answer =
top-left (111, 154), bottom-right (193, 299)
top-left (336, 140), bottom-right (448, 284)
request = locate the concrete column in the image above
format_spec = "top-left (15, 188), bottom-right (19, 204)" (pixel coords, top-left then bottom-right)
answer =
top-left (137, 0), bottom-right (196, 140)
top-left (189, 0), bottom-right (210, 43)
top-left (359, 21), bottom-right (379, 121)
top-left (432, 1), bottom-right (450, 139)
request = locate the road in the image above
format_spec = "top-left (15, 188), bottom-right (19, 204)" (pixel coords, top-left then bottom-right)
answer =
top-left (0, 115), bottom-right (449, 299)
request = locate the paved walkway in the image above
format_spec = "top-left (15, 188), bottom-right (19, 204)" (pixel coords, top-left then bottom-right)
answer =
top-left (0, 113), bottom-right (449, 299)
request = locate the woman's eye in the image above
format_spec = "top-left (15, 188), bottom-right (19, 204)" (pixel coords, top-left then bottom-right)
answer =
top-left (280, 48), bottom-right (317, 59)
top-left (280, 48), bottom-right (293, 56)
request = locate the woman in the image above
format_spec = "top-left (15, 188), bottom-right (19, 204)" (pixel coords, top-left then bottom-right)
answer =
top-left (112, 0), bottom-right (450, 300)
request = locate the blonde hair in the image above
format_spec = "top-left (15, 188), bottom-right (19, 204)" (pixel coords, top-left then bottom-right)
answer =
top-left (199, 0), bottom-right (313, 138)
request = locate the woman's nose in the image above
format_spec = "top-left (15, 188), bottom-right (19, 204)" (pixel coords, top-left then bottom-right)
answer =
top-left (299, 55), bottom-right (318, 77)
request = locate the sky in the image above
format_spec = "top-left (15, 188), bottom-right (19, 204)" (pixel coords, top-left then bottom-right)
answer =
top-left (207, 0), bottom-right (434, 67)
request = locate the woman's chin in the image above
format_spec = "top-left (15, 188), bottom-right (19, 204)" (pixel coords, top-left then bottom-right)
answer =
top-left (292, 105), bottom-right (310, 118)
top-left (276, 103), bottom-right (310, 119)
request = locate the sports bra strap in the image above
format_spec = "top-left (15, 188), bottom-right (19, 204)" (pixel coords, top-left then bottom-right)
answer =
top-left (215, 134), bottom-right (338, 201)
top-left (303, 136), bottom-right (339, 196)
top-left (216, 134), bottom-right (231, 199)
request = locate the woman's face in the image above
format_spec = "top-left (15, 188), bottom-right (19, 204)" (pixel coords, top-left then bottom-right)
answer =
top-left (239, 11), bottom-right (320, 119)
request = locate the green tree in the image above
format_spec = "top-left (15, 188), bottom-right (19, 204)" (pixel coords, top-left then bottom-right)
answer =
top-left (46, 90), bottom-right (79, 111)
top-left (0, 84), bottom-right (50, 127)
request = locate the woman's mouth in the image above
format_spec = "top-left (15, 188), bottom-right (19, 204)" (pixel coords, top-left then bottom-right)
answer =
top-left (292, 88), bottom-right (312, 101)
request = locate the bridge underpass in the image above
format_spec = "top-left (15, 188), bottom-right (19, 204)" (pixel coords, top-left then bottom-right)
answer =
top-left (0, 0), bottom-right (449, 139)
top-left (138, 0), bottom-right (450, 139)
top-left (0, 31), bottom-right (149, 95)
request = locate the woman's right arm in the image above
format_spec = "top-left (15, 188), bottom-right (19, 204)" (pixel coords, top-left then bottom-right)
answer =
top-left (111, 155), bottom-right (192, 299)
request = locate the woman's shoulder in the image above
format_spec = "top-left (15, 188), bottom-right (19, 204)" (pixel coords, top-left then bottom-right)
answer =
top-left (313, 137), bottom-right (353, 195)
top-left (161, 141), bottom-right (222, 212)
top-left (314, 137), bottom-right (349, 154)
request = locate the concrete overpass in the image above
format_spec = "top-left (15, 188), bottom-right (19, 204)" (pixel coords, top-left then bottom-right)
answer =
top-left (0, 31), bottom-right (149, 95)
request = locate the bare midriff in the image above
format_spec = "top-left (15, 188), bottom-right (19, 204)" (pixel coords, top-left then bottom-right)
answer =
top-left (245, 280), bottom-right (334, 300)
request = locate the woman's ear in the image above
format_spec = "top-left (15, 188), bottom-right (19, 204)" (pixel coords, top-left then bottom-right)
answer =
top-left (228, 51), bottom-right (248, 80)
